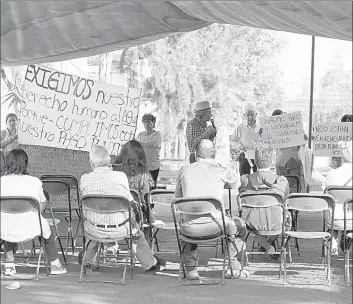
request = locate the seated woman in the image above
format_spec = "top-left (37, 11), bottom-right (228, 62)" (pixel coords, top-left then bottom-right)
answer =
top-left (1, 149), bottom-right (67, 276)
top-left (110, 140), bottom-right (155, 251)
top-left (238, 146), bottom-right (291, 259)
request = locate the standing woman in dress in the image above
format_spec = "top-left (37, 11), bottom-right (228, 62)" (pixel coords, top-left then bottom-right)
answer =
top-left (136, 114), bottom-right (162, 189)
top-left (1, 113), bottom-right (19, 176)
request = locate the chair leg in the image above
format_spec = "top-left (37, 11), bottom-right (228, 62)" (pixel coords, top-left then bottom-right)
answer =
top-left (345, 249), bottom-right (350, 286)
top-left (221, 238), bottom-right (226, 285)
top-left (283, 244), bottom-right (287, 284)
top-left (57, 236), bottom-right (67, 265)
top-left (79, 240), bottom-right (90, 282)
top-left (327, 241), bottom-right (332, 286)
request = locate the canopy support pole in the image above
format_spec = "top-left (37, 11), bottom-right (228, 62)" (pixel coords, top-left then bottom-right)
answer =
top-left (308, 36), bottom-right (315, 149)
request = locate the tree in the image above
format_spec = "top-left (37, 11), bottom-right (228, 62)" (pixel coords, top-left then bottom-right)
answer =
top-left (120, 24), bottom-right (286, 163)
top-left (316, 51), bottom-right (352, 122)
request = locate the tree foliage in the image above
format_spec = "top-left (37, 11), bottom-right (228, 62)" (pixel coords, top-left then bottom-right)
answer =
top-left (119, 24), bottom-right (286, 161)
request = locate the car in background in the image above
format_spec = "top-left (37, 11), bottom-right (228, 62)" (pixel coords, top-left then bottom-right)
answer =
top-left (157, 158), bottom-right (189, 189)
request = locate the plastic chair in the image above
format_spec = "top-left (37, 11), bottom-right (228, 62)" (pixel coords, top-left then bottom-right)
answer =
top-left (343, 199), bottom-right (353, 286)
top-left (280, 193), bottom-right (335, 285)
top-left (0, 196), bottom-right (50, 280)
top-left (171, 196), bottom-right (232, 286)
top-left (237, 191), bottom-right (286, 264)
top-left (40, 179), bottom-right (76, 256)
top-left (78, 194), bottom-right (134, 284)
top-left (148, 189), bottom-right (176, 253)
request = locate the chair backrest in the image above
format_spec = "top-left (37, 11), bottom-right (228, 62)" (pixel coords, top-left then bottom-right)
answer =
top-left (149, 189), bottom-right (175, 222)
top-left (40, 175), bottom-right (79, 189)
top-left (0, 196), bottom-right (40, 214)
top-left (81, 195), bottom-right (130, 213)
top-left (41, 175), bottom-right (80, 207)
top-left (284, 175), bottom-right (300, 193)
top-left (325, 186), bottom-right (353, 204)
top-left (172, 197), bottom-right (222, 216)
top-left (285, 193), bottom-right (335, 233)
top-left (285, 193), bottom-right (335, 213)
top-left (41, 179), bottom-right (71, 195)
top-left (238, 191), bottom-right (284, 208)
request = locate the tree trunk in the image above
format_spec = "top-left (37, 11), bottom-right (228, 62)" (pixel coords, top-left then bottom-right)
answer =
top-left (99, 53), bottom-right (113, 83)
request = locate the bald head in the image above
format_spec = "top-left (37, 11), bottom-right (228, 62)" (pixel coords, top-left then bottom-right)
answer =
top-left (89, 145), bottom-right (111, 168)
top-left (196, 139), bottom-right (216, 160)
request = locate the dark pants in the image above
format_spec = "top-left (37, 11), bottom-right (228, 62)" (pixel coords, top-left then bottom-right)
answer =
top-left (189, 152), bottom-right (196, 164)
top-left (239, 152), bottom-right (257, 176)
top-left (4, 225), bottom-right (58, 262)
top-left (149, 168), bottom-right (160, 190)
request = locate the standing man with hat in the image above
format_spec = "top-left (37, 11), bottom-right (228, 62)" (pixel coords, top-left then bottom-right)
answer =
top-left (232, 103), bottom-right (262, 176)
top-left (186, 101), bottom-right (217, 163)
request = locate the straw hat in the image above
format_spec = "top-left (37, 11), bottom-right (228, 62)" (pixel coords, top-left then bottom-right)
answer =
top-left (195, 101), bottom-right (212, 112)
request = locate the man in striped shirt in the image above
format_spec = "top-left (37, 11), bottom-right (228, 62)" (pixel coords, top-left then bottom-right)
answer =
top-left (80, 145), bottom-right (165, 272)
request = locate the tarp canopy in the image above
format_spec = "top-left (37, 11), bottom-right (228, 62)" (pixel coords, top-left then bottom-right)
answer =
top-left (1, 1), bottom-right (352, 66)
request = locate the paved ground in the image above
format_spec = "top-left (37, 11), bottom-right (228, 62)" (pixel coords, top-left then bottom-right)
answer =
top-left (1, 212), bottom-right (352, 304)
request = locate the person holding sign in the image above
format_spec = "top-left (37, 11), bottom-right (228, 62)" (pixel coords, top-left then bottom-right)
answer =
top-left (232, 104), bottom-right (262, 176)
top-left (186, 101), bottom-right (217, 164)
top-left (136, 114), bottom-right (162, 188)
top-left (0, 113), bottom-right (19, 176)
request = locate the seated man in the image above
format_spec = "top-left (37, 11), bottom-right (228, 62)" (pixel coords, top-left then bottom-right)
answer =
top-left (325, 142), bottom-right (352, 255)
top-left (175, 139), bottom-right (247, 280)
top-left (239, 146), bottom-right (290, 258)
top-left (79, 145), bottom-right (165, 272)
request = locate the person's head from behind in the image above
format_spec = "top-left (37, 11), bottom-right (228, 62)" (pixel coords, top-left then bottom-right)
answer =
top-left (341, 142), bottom-right (352, 164)
top-left (142, 113), bottom-right (156, 132)
top-left (196, 139), bottom-right (216, 161)
top-left (244, 104), bottom-right (257, 126)
top-left (5, 149), bottom-right (28, 175)
top-left (254, 146), bottom-right (274, 170)
top-left (6, 113), bottom-right (18, 131)
top-left (272, 109), bottom-right (284, 116)
top-left (341, 114), bottom-right (353, 123)
top-left (89, 145), bottom-right (111, 170)
top-left (116, 140), bottom-right (147, 176)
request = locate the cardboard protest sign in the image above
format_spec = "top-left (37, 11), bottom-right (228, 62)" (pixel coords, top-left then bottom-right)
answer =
top-left (259, 111), bottom-right (306, 149)
top-left (312, 123), bottom-right (352, 157)
top-left (17, 64), bottom-right (141, 155)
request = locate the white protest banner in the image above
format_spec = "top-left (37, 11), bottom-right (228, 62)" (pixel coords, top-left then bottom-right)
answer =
top-left (312, 123), bottom-right (352, 157)
top-left (17, 64), bottom-right (141, 155)
top-left (259, 111), bottom-right (306, 149)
